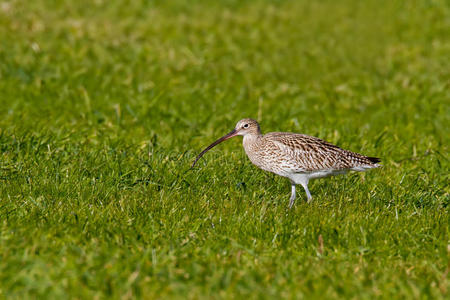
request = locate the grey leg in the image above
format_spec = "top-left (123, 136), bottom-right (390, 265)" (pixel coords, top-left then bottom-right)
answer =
top-left (289, 183), bottom-right (296, 208)
top-left (300, 181), bottom-right (312, 203)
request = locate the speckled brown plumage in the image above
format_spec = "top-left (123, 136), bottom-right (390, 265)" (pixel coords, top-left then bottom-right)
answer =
top-left (244, 132), bottom-right (379, 173)
top-left (192, 118), bottom-right (380, 208)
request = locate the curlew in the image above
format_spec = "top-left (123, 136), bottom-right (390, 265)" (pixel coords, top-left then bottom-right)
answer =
top-left (192, 118), bottom-right (380, 208)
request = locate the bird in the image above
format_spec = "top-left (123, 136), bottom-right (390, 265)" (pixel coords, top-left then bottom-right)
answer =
top-left (192, 118), bottom-right (380, 208)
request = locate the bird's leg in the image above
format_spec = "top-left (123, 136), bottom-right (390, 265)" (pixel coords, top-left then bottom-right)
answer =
top-left (299, 181), bottom-right (312, 203)
top-left (289, 183), bottom-right (296, 208)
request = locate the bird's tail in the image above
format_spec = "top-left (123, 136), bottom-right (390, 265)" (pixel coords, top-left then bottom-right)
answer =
top-left (351, 156), bottom-right (381, 171)
top-left (366, 156), bottom-right (381, 164)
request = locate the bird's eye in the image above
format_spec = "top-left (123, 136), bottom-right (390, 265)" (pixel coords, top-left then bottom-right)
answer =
top-left (243, 124), bottom-right (249, 128)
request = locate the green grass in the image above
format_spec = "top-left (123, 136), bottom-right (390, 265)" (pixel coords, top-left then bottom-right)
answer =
top-left (0, 0), bottom-right (449, 298)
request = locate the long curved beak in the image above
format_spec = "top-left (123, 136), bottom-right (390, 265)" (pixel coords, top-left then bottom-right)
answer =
top-left (191, 129), bottom-right (238, 167)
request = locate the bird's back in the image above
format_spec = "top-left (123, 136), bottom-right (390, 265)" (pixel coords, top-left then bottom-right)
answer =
top-left (245, 132), bottom-right (380, 175)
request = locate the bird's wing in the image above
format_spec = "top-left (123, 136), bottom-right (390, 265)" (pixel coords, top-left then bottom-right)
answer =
top-left (265, 132), bottom-right (373, 172)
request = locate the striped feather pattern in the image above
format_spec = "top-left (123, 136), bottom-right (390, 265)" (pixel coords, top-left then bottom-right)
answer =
top-left (242, 124), bottom-right (380, 176)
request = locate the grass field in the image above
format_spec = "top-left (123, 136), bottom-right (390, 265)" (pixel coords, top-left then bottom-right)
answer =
top-left (0, 0), bottom-right (449, 298)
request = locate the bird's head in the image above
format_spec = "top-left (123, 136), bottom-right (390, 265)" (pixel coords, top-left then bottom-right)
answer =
top-left (234, 118), bottom-right (261, 136)
top-left (191, 118), bottom-right (261, 167)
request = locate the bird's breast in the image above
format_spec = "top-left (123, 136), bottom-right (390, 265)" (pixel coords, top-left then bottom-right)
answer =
top-left (242, 136), bottom-right (292, 176)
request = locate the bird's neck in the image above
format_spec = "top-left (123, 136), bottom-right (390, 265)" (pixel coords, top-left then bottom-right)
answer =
top-left (243, 133), bottom-right (262, 151)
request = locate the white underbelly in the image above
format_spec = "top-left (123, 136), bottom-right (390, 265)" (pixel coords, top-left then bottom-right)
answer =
top-left (287, 169), bottom-right (348, 185)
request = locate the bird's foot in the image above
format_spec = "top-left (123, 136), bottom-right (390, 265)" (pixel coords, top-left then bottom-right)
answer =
top-left (288, 198), bottom-right (295, 209)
